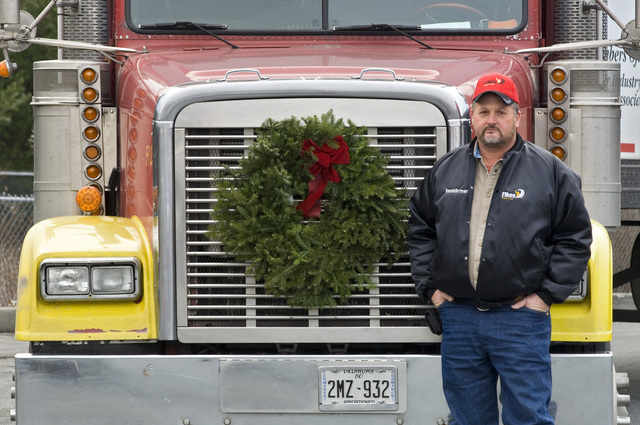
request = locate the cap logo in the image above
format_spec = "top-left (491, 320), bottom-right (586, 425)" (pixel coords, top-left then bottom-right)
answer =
top-left (484, 77), bottom-right (504, 87)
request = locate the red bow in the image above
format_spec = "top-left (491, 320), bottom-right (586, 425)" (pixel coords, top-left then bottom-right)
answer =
top-left (297, 136), bottom-right (350, 218)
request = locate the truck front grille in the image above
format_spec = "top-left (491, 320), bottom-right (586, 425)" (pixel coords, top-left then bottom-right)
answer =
top-left (174, 97), bottom-right (449, 342)
top-left (183, 126), bottom-right (435, 327)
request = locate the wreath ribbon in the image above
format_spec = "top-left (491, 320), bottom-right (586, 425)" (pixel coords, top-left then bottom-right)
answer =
top-left (296, 136), bottom-right (350, 218)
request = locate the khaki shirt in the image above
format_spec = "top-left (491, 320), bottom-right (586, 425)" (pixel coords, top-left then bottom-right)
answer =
top-left (468, 146), bottom-right (503, 289)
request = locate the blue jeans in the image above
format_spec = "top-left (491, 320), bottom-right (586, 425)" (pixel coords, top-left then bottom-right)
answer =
top-left (438, 301), bottom-right (554, 425)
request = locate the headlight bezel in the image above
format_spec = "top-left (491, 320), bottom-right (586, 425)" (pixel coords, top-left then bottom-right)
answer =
top-left (39, 257), bottom-right (141, 301)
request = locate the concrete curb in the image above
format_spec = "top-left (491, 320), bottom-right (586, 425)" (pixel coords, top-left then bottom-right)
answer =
top-left (0, 293), bottom-right (635, 334)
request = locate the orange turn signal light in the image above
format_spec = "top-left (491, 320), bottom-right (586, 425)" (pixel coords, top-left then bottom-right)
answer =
top-left (76, 186), bottom-right (102, 212)
top-left (0, 60), bottom-right (16, 78)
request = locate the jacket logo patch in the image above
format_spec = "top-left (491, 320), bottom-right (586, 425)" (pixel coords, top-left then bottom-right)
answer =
top-left (445, 188), bottom-right (469, 194)
top-left (501, 189), bottom-right (525, 200)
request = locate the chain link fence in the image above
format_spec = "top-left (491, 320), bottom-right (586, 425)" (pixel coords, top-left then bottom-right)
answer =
top-left (0, 172), bottom-right (34, 307)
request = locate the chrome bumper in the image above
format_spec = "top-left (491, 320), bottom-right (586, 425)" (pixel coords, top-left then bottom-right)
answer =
top-left (14, 353), bottom-right (617, 425)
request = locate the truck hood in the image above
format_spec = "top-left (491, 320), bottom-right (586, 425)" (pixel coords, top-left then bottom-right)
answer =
top-left (119, 45), bottom-right (532, 108)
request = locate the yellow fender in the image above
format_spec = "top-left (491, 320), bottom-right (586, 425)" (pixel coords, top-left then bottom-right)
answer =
top-left (551, 220), bottom-right (612, 342)
top-left (15, 216), bottom-right (157, 341)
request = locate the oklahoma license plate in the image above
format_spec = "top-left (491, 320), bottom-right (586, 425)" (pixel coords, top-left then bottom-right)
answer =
top-left (318, 365), bottom-right (398, 411)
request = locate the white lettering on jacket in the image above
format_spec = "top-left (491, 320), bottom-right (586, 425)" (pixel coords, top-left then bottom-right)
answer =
top-left (445, 188), bottom-right (469, 194)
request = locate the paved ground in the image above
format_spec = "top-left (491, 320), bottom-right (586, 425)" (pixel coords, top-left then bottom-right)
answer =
top-left (611, 322), bottom-right (640, 423)
top-left (0, 334), bottom-right (27, 425)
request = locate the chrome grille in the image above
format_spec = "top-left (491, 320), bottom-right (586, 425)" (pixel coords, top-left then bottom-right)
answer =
top-left (183, 126), bottom-right (437, 329)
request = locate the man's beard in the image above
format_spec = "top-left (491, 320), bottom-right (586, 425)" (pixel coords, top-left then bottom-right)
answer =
top-left (479, 126), bottom-right (513, 148)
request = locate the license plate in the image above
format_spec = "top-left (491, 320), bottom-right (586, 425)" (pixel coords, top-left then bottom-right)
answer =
top-left (318, 366), bottom-right (398, 411)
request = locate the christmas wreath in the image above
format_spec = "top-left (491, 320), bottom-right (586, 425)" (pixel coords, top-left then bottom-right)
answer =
top-left (208, 111), bottom-right (409, 309)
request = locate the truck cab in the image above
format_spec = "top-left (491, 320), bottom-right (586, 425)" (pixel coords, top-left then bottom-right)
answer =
top-left (1, 0), bottom-right (634, 424)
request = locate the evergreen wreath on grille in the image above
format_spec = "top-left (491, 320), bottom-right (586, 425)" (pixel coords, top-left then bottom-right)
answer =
top-left (208, 111), bottom-right (408, 309)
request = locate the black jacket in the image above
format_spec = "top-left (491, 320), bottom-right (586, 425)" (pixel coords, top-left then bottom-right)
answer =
top-left (407, 134), bottom-right (592, 306)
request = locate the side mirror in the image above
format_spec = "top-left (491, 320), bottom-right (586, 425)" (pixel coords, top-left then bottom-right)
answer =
top-left (0, 1), bottom-right (20, 25)
top-left (622, 20), bottom-right (640, 61)
top-left (0, 9), bottom-right (35, 54)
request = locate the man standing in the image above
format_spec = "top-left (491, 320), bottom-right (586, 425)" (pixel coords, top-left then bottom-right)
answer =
top-left (407, 73), bottom-right (592, 424)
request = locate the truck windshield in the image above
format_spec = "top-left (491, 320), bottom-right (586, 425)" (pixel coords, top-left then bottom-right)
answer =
top-left (128, 0), bottom-right (525, 33)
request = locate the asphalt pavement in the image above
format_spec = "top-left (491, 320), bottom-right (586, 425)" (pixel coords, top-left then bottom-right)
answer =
top-left (612, 322), bottom-right (640, 423)
top-left (0, 333), bottom-right (27, 425)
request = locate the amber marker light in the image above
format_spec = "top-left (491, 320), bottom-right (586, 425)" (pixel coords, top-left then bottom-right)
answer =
top-left (551, 88), bottom-right (566, 103)
top-left (551, 107), bottom-right (566, 123)
top-left (76, 185), bottom-right (102, 212)
top-left (550, 127), bottom-right (566, 142)
top-left (550, 145), bottom-right (566, 160)
top-left (81, 68), bottom-right (97, 84)
top-left (551, 68), bottom-right (567, 84)
top-left (82, 87), bottom-right (98, 103)
top-left (84, 126), bottom-right (100, 142)
top-left (83, 106), bottom-right (99, 122)
top-left (84, 145), bottom-right (101, 160)
top-left (85, 164), bottom-right (102, 180)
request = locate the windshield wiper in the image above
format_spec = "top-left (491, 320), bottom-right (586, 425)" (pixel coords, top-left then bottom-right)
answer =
top-left (333, 23), bottom-right (433, 49)
top-left (138, 21), bottom-right (238, 49)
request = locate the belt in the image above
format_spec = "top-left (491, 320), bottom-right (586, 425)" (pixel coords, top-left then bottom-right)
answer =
top-left (455, 297), bottom-right (521, 311)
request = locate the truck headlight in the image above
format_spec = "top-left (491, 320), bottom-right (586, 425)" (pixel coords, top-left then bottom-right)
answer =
top-left (46, 267), bottom-right (89, 295)
top-left (92, 267), bottom-right (133, 294)
top-left (40, 258), bottom-right (141, 301)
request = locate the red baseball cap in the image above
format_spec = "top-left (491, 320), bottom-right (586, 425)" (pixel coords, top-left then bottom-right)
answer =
top-left (472, 73), bottom-right (519, 105)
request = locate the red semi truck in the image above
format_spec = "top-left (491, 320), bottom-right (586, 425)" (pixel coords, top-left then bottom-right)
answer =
top-left (1, 0), bottom-right (639, 423)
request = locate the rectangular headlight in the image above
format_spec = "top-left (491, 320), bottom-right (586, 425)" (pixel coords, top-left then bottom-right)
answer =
top-left (91, 266), bottom-right (134, 294)
top-left (40, 258), bottom-right (141, 301)
top-left (45, 267), bottom-right (90, 295)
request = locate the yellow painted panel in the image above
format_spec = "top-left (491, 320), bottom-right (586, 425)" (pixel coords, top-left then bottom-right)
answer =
top-left (551, 220), bottom-right (612, 342)
top-left (15, 216), bottom-right (157, 341)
